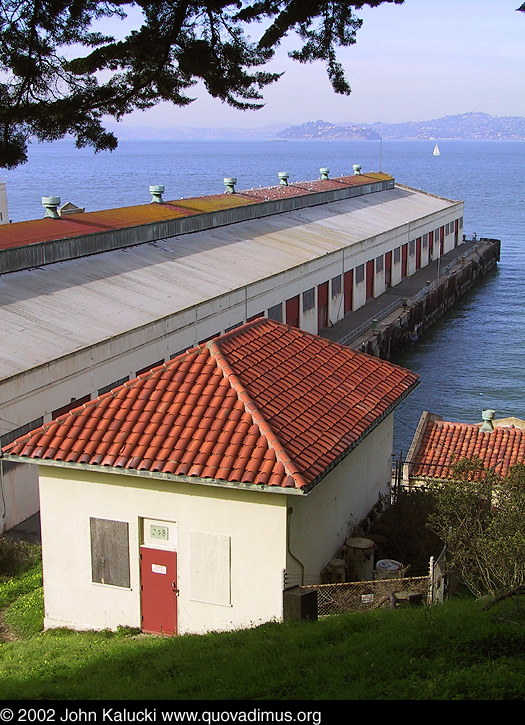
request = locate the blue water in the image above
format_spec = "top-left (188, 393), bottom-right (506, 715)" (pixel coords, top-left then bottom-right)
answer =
top-left (3, 138), bottom-right (525, 454)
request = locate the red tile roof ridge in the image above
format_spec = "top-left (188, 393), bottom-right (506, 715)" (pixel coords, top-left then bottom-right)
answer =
top-left (207, 336), bottom-right (309, 490)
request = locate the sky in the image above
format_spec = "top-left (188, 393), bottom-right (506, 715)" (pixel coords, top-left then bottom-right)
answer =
top-left (116, 0), bottom-right (525, 129)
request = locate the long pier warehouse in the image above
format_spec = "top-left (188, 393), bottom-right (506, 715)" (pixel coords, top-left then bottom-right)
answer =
top-left (1, 168), bottom-right (469, 530)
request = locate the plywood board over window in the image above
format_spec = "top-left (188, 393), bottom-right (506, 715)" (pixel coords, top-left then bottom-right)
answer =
top-left (189, 531), bottom-right (231, 606)
top-left (90, 518), bottom-right (130, 588)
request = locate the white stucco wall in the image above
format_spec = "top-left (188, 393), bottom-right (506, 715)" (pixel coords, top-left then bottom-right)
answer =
top-left (38, 466), bottom-right (288, 635)
top-left (285, 416), bottom-right (394, 585)
top-left (0, 461), bottom-right (39, 534)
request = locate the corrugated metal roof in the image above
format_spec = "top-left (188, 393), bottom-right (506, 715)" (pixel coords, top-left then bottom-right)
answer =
top-left (0, 182), bottom-right (459, 380)
top-left (3, 319), bottom-right (419, 491)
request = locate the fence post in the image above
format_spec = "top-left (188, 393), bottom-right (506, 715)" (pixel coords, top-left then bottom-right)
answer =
top-left (428, 556), bottom-right (435, 605)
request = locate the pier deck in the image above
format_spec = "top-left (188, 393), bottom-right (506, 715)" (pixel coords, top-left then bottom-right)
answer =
top-left (320, 237), bottom-right (492, 353)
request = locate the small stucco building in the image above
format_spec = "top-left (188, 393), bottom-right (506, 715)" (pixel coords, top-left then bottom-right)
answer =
top-left (4, 319), bottom-right (418, 636)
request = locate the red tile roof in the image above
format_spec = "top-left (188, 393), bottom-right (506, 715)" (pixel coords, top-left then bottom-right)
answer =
top-left (0, 174), bottom-right (390, 252)
top-left (409, 419), bottom-right (525, 480)
top-left (3, 319), bottom-right (418, 491)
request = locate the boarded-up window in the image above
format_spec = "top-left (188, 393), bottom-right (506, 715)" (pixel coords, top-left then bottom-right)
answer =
top-left (90, 518), bottom-right (130, 588)
top-left (267, 303), bottom-right (283, 322)
top-left (189, 531), bottom-right (231, 606)
top-left (331, 275), bottom-right (341, 297)
top-left (302, 288), bottom-right (315, 312)
top-left (355, 264), bottom-right (365, 283)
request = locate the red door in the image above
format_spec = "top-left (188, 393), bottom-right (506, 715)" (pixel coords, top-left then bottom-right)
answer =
top-left (428, 231), bottom-right (434, 263)
top-left (366, 261), bottom-right (374, 300)
top-left (286, 295), bottom-right (300, 328)
top-left (140, 546), bottom-right (178, 635)
top-left (344, 270), bottom-right (353, 314)
top-left (415, 238), bottom-right (421, 270)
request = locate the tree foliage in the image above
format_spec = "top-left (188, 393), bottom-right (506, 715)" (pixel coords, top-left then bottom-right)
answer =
top-left (427, 458), bottom-right (525, 599)
top-left (0, 0), bottom-right (404, 168)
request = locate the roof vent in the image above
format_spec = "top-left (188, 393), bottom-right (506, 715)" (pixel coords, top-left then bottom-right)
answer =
top-left (278, 172), bottom-right (289, 186)
top-left (353, 164), bottom-right (362, 175)
top-left (320, 167), bottom-right (330, 180)
top-left (480, 409), bottom-right (496, 432)
top-left (149, 185), bottom-right (165, 203)
top-left (42, 196), bottom-right (61, 219)
top-left (224, 177), bottom-right (237, 194)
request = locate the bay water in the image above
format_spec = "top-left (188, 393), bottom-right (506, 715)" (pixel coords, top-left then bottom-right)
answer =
top-left (2, 138), bottom-right (524, 456)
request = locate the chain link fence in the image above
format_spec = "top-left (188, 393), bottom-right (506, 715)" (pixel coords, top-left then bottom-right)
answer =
top-left (300, 549), bottom-right (446, 616)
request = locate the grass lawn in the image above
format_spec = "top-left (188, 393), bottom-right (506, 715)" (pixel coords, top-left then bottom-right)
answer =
top-left (1, 548), bottom-right (525, 701)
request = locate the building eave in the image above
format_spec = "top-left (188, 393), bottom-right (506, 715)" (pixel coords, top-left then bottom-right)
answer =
top-left (0, 454), bottom-right (306, 496)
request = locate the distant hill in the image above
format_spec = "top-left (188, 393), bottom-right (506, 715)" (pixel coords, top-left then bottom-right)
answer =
top-left (280, 113), bottom-right (525, 141)
top-left (277, 120), bottom-right (381, 140)
top-left (108, 112), bottom-right (525, 141)
top-left (364, 112), bottom-right (525, 140)
top-left (106, 123), bottom-right (292, 141)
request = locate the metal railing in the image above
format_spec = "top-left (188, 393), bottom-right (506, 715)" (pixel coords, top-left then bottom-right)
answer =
top-left (337, 297), bottom-right (403, 346)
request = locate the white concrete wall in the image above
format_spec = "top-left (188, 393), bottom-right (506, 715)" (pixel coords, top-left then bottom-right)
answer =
top-left (0, 461), bottom-right (39, 534)
top-left (285, 416), bottom-right (394, 586)
top-left (38, 466), bottom-right (288, 635)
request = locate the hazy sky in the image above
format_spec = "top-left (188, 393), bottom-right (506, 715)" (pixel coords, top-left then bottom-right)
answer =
top-left (119, 0), bottom-right (524, 129)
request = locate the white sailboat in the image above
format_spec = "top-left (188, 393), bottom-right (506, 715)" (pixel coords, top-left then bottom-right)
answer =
top-left (433, 143), bottom-right (441, 156)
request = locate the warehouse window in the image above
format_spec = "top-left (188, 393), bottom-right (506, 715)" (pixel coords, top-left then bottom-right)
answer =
top-left (409, 240), bottom-right (415, 256)
top-left (267, 303), bottom-right (283, 322)
top-left (393, 247), bottom-right (401, 264)
top-left (303, 288), bottom-right (315, 312)
top-left (422, 234), bottom-right (428, 248)
top-left (331, 275), bottom-right (342, 297)
top-left (90, 518), bottom-right (130, 588)
top-left (355, 265), bottom-right (365, 284)
top-left (375, 256), bottom-right (383, 272)
top-left (0, 417), bottom-right (44, 448)
top-left (98, 377), bottom-right (129, 396)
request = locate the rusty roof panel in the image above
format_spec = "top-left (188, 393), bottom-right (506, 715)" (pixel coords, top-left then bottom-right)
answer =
top-left (0, 174), bottom-right (390, 253)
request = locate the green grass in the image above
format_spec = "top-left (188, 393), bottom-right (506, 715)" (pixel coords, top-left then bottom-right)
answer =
top-left (1, 552), bottom-right (525, 700)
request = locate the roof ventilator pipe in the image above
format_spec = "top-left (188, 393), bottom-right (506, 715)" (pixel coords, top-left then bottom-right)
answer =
top-left (353, 164), bottom-right (362, 175)
top-left (224, 177), bottom-right (237, 194)
top-left (320, 167), bottom-right (330, 180)
top-left (149, 185), bottom-right (165, 203)
top-left (480, 409), bottom-right (496, 432)
top-left (278, 172), bottom-right (289, 186)
top-left (42, 196), bottom-right (61, 219)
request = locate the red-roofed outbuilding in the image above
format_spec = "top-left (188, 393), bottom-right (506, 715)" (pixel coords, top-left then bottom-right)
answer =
top-left (404, 411), bottom-right (525, 487)
top-left (3, 319), bottom-right (418, 636)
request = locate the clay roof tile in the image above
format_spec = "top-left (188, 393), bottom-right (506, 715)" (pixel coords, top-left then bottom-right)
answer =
top-left (3, 319), bottom-right (418, 491)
